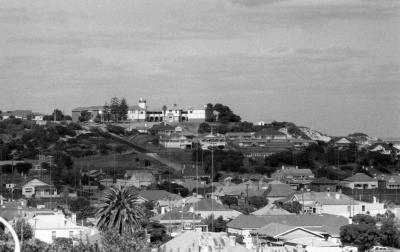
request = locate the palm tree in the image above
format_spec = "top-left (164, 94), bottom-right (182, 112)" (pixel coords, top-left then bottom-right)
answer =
top-left (96, 186), bottom-right (144, 235)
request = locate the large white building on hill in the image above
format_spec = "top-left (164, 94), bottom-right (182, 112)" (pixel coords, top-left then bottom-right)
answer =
top-left (72, 98), bottom-right (206, 123)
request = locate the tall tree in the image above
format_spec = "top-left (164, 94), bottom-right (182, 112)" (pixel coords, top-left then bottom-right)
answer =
top-left (103, 103), bottom-right (111, 122)
top-left (110, 97), bottom-right (120, 122)
top-left (96, 186), bottom-right (145, 235)
top-left (119, 98), bottom-right (129, 121)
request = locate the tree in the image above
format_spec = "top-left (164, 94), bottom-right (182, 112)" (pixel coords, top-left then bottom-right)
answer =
top-left (380, 222), bottom-right (399, 247)
top-left (340, 224), bottom-right (380, 251)
top-left (14, 219), bottom-right (33, 241)
top-left (78, 110), bottom-right (92, 122)
top-left (70, 197), bottom-right (90, 213)
top-left (205, 103), bottom-right (215, 122)
top-left (96, 186), bottom-right (145, 235)
top-left (110, 97), bottom-right (120, 122)
top-left (101, 229), bottom-right (150, 252)
top-left (51, 237), bottom-right (73, 251)
top-left (198, 122), bottom-right (211, 134)
top-left (220, 196), bottom-right (238, 208)
top-left (119, 98), bottom-right (129, 121)
top-left (204, 215), bottom-right (227, 232)
top-left (15, 162), bottom-right (32, 175)
top-left (247, 196), bottom-right (268, 209)
top-left (352, 214), bottom-right (376, 226)
top-left (103, 103), bottom-right (111, 122)
top-left (145, 222), bottom-right (171, 245)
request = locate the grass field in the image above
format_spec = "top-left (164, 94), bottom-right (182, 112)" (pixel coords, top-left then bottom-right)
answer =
top-left (72, 152), bottom-right (168, 175)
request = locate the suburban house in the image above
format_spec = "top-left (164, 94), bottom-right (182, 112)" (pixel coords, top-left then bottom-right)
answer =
top-left (340, 173), bottom-right (378, 189)
top-left (159, 133), bottom-right (193, 149)
top-left (367, 142), bottom-right (399, 155)
top-left (159, 231), bottom-right (251, 252)
top-left (271, 166), bottom-right (315, 190)
top-left (190, 199), bottom-right (242, 220)
top-left (28, 214), bottom-right (96, 243)
top-left (150, 210), bottom-right (203, 235)
top-left (119, 170), bottom-right (155, 188)
top-left (289, 191), bottom-right (386, 217)
top-left (22, 179), bottom-right (58, 198)
top-left (310, 177), bottom-right (338, 192)
top-left (137, 190), bottom-right (182, 213)
top-left (251, 223), bottom-right (343, 252)
top-left (379, 175), bottom-right (400, 189)
top-left (253, 128), bottom-right (287, 140)
top-left (331, 137), bottom-right (353, 149)
top-left (149, 123), bottom-right (176, 135)
top-left (197, 133), bottom-right (226, 150)
top-left (227, 214), bottom-right (348, 239)
top-left (71, 106), bottom-right (104, 122)
top-left (251, 204), bottom-right (294, 216)
top-left (214, 181), bottom-right (266, 200)
top-left (1, 110), bottom-right (33, 120)
top-left (225, 132), bottom-right (254, 141)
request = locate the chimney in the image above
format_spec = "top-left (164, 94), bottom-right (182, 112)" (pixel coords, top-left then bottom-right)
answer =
top-left (327, 192), bottom-right (330, 197)
top-left (348, 217), bottom-right (353, 224)
top-left (229, 236), bottom-right (236, 247)
top-left (295, 166), bottom-right (298, 169)
top-left (335, 193), bottom-right (340, 200)
top-left (373, 196), bottom-right (377, 204)
top-left (282, 165), bottom-right (285, 170)
top-left (161, 207), bottom-right (166, 214)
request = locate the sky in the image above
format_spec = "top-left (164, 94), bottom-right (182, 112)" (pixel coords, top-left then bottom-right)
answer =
top-left (0, 0), bottom-right (399, 138)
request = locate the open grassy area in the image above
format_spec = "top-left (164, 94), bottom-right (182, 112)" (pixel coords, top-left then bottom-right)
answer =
top-left (72, 152), bottom-right (168, 175)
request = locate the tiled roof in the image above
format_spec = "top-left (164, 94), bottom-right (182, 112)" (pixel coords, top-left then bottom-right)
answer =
top-left (251, 223), bottom-right (312, 237)
top-left (194, 199), bottom-right (229, 211)
top-left (293, 192), bottom-right (355, 205)
top-left (159, 231), bottom-right (250, 252)
top-left (137, 190), bottom-right (180, 201)
top-left (151, 210), bottom-right (201, 222)
top-left (265, 184), bottom-right (294, 197)
top-left (311, 177), bottom-right (337, 185)
top-left (251, 204), bottom-right (294, 216)
top-left (227, 214), bottom-right (348, 235)
top-left (343, 173), bottom-right (377, 182)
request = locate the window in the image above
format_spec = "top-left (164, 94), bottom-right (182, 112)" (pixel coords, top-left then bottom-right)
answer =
top-left (24, 188), bottom-right (33, 193)
top-left (52, 231), bottom-right (56, 240)
top-left (362, 205), bottom-right (365, 211)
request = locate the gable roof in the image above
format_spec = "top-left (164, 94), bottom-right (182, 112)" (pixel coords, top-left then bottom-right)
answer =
top-left (311, 177), bottom-right (337, 185)
top-left (292, 192), bottom-right (355, 205)
top-left (137, 190), bottom-right (180, 201)
top-left (250, 223), bottom-right (324, 238)
top-left (194, 199), bottom-right (229, 211)
top-left (343, 173), bottom-right (377, 183)
top-left (265, 184), bottom-right (294, 197)
top-left (227, 214), bottom-right (348, 235)
top-left (151, 210), bottom-right (202, 222)
top-left (251, 204), bottom-right (294, 216)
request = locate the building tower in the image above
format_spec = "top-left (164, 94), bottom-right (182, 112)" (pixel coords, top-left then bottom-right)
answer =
top-left (138, 98), bottom-right (147, 109)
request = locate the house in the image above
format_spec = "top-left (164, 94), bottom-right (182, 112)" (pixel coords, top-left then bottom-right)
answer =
top-left (32, 113), bottom-right (44, 121)
top-left (28, 214), bottom-right (96, 243)
top-left (214, 181), bottom-right (266, 200)
top-left (251, 223), bottom-right (342, 252)
top-left (379, 175), bottom-right (400, 189)
top-left (150, 210), bottom-right (203, 235)
top-left (159, 231), bottom-right (251, 252)
top-left (225, 132), bottom-right (254, 141)
top-left (271, 166), bottom-right (315, 190)
top-left (1, 110), bottom-right (33, 120)
top-left (310, 177), bottom-right (338, 192)
top-left (263, 182), bottom-right (294, 202)
top-left (148, 123), bottom-right (176, 135)
top-left (190, 199), bottom-right (242, 220)
top-left (181, 164), bottom-right (210, 180)
top-left (331, 137), bottom-right (354, 149)
top-left (227, 213), bottom-right (348, 238)
top-left (340, 173), bottom-right (378, 189)
top-left (197, 133), bottom-right (226, 150)
top-left (22, 179), bottom-right (57, 198)
top-left (137, 190), bottom-right (182, 212)
top-left (251, 204), bottom-right (294, 216)
top-left (289, 191), bottom-right (386, 217)
top-left (121, 170), bottom-right (155, 188)
top-left (71, 106), bottom-right (104, 122)
top-left (368, 142), bottom-right (399, 155)
top-left (159, 133), bottom-right (193, 149)
top-left (254, 128), bottom-right (287, 140)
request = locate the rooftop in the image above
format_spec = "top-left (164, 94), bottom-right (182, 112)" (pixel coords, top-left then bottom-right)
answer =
top-left (264, 184), bottom-right (294, 198)
top-left (137, 190), bottom-right (180, 202)
top-left (343, 173), bottom-right (377, 183)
